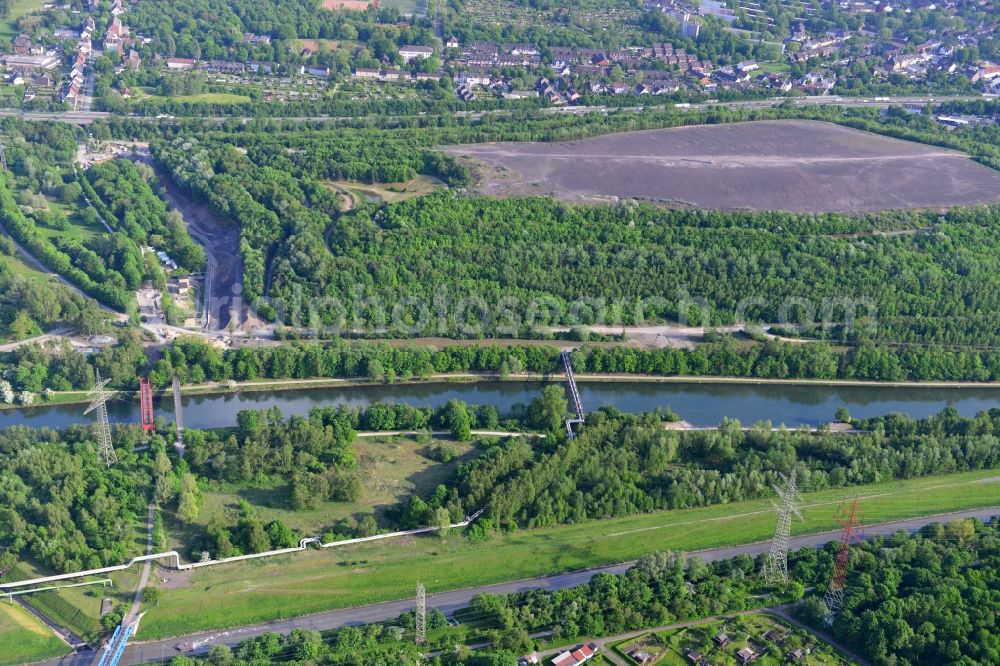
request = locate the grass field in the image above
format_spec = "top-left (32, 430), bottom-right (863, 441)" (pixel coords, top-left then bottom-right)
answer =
top-left (150, 92), bottom-right (253, 105)
top-left (379, 0), bottom-right (423, 13)
top-left (11, 562), bottom-right (142, 642)
top-left (0, 602), bottom-right (69, 666)
top-left (167, 435), bottom-right (474, 544)
top-left (34, 200), bottom-right (107, 245)
top-left (137, 469), bottom-right (1000, 639)
top-left (0, 250), bottom-right (55, 282)
top-left (0, 0), bottom-right (45, 38)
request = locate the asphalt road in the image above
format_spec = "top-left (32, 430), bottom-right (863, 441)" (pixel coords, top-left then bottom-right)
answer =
top-left (0, 95), bottom-right (988, 126)
top-left (37, 505), bottom-right (993, 666)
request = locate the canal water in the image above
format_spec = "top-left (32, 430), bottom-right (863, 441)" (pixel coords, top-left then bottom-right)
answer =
top-left (1, 381), bottom-right (999, 430)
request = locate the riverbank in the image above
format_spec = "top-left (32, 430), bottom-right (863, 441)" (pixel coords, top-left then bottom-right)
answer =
top-left (6, 371), bottom-right (1000, 413)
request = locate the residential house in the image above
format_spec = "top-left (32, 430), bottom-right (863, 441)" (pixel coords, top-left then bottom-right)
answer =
top-left (681, 19), bottom-right (700, 39)
top-left (505, 42), bottom-right (538, 56)
top-left (353, 67), bottom-right (382, 79)
top-left (124, 49), bottom-right (140, 70)
top-left (551, 643), bottom-right (598, 666)
top-left (972, 64), bottom-right (1000, 82)
top-left (13, 35), bottom-right (34, 55)
top-left (456, 68), bottom-right (491, 86)
top-left (203, 60), bottom-right (245, 74)
top-left (889, 52), bottom-right (931, 71)
top-left (713, 632), bottom-right (731, 648)
top-left (399, 44), bottom-right (433, 60)
top-left (166, 57), bottom-right (197, 70)
top-left (299, 65), bottom-right (330, 77)
top-left (446, 36), bottom-right (459, 49)
top-left (737, 646), bottom-right (757, 664)
top-left (456, 84), bottom-right (476, 101)
top-left (31, 73), bottom-right (55, 88)
top-left (104, 16), bottom-right (129, 55)
top-left (242, 32), bottom-right (272, 46)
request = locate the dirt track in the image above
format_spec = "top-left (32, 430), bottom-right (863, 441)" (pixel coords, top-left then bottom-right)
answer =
top-left (446, 120), bottom-right (1000, 212)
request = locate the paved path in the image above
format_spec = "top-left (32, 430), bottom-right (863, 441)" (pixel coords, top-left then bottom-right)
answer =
top-left (127, 503), bottom-right (157, 624)
top-left (0, 329), bottom-right (71, 353)
top-left (14, 597), bottom-right (86, 650)
top-left (47, 506), bottom-right (990, 666)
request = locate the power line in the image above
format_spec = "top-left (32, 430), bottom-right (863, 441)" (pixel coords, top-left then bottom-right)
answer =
top-left (823, 499), bottom-right (861, 625)
top-left (415, 582), bottom-right (426, 646)
top-left (762, 469), bottom-right (803, 586)
top-left (84, 369), bottom-right (117, 468)
top-left (172, 375), bottom-right (185, 455)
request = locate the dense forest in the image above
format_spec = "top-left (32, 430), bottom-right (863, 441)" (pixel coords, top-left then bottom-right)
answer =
top-left (0, 123), bottom-right (137, 310)
top-left (137, 102), bottom-right (1000, 345)
top-left (456, 403), bottom-right (1000, 529)
top-left (0, 424), bottom-right (151, 575)
top-left (0, 121), bottom-right (208, 312)
top-left (794, 519), bottom-right (1000, 665)
top-left (0, 238), bottom-right (105, 344)
top-left (175, 399), bottom-right (1000, 556)
top-left (327, 192), bottom-right (1000, 344)
top-left (83, 160), bottom-right (205, 272)
top-left (122, 0), bottom-right (434, 63)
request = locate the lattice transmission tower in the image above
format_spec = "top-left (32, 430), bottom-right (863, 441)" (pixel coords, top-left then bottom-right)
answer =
top-left (84, 369), bottom-right (117, 467)
top-left (762, 469), bottom-right (803, 585)
top-left (415, 582), bottom-right (426, 645)
top-left (172, 375), bottom-right (185, 445)
top-left (824, 499), bottom-right (862, 624)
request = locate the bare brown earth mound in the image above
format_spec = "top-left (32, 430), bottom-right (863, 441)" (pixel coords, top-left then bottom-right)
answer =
top-left (445, 120), bottom-right (1000, 212)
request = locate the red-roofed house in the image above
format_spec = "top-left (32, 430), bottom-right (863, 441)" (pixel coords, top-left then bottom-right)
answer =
top-left (551, 643), bottom-right (597, 666)
top-left (972, 64), bottom-right (1000, 82)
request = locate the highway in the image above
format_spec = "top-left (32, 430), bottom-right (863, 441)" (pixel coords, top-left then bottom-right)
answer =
top-left (0, 95), bottom-right (988, 125)
top-left (37, 506), bottom-right (997, 666)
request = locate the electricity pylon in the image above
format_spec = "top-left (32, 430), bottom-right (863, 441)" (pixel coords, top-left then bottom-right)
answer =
top-left (824, 499), bottom-right (861, 624)
top-left (415, 583), bottom-right (426, 645)
top-left (84, 369), bottom-right (117, 467)
top-left (172, 376), bottom-right (184, 445)
top-left (762, 469), bottom-right (803, 585)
